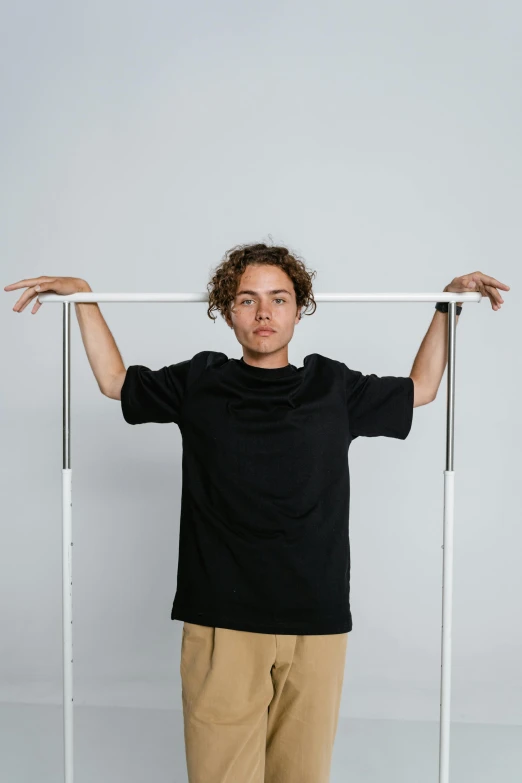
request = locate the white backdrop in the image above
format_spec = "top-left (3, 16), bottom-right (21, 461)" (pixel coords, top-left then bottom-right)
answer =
top-left (1, 0), bottom-right (520, 726)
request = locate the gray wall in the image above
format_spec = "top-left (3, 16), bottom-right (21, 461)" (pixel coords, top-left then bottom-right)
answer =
top-left (1, 0), bottom-right (520, 725)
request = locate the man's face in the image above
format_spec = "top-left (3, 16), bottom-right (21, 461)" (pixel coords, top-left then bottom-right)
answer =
top-left (225, 264), bottom-right (300, 358)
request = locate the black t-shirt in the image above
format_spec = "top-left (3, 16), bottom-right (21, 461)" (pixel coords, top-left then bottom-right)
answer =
top-left (121, 351), bottom-right (414, 635)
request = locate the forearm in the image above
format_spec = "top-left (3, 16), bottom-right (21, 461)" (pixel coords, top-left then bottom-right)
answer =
top-left (74, 281), bottom-right (126, 394)
top-left (409, 309), bottom-right (461, 399)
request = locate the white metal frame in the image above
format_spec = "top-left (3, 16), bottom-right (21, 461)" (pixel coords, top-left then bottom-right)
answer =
top-left (37, 289), bottom-right (483, 783)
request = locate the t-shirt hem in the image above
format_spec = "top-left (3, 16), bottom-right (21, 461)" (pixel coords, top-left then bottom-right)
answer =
top-left (171, 603), bottom-right (352, 635)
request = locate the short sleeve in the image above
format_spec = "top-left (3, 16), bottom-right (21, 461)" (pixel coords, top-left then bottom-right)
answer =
top-left (344, 365), bottom-right (414, 440)
top-left (121, 360), bottom-right (191, 425)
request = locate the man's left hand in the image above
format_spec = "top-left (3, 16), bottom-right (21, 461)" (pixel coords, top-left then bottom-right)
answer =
top-left (444, 272), bottom-right (510, 311)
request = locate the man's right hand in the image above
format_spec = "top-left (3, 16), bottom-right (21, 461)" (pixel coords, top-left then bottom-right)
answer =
top-left (4, 277), bottom-right (91, 315)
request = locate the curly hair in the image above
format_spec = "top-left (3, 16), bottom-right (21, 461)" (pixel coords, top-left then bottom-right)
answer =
top-left (206, 240), bottom-right (317, 323)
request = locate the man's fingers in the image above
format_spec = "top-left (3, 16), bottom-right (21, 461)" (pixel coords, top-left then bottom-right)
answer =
top-left (5, 277), bottom-right (49, 290)
top-left (483, 276), bottom-right (510, 290)
top-left (470, 273), bottom-right (510, 290)
top-left (12, 285), bottom-right (40, 311)
top-left (18, 290), bottom-right (39, 312)
top-left (484, 284), bottom-right (502, 308)
top-left (480, 281), bottom-right (504, 305)
top-left (467, 276), bottom-right (507, 304)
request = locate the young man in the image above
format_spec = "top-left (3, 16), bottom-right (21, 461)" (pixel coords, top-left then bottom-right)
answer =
top-left (5, 246), bottom-right (508, 783)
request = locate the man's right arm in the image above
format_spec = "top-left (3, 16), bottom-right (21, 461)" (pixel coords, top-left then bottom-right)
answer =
top-left (6, 275), bottom-right (128, 398)
top-left (73, 281), bottom-right (127, 399)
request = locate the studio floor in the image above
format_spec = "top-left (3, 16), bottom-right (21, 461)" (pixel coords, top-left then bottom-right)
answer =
top-left (1, 703), bottom-right (521, 782)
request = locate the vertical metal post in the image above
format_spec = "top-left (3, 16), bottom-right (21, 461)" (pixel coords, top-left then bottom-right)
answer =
top-left (63, 303), bottom-right (71, 470)
top-left (446, 301), bottom-right (457, 472)
top-left (62, 302), bottom-right (74, 782)
top-left (439, 300), bottom-right (457, 782)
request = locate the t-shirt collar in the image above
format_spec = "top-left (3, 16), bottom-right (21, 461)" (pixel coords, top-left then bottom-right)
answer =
top-left (236, 357), bottom-right (296, 378)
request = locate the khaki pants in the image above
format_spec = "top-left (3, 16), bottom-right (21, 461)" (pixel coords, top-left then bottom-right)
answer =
top-left (180, 622), bottom-right (348, 783)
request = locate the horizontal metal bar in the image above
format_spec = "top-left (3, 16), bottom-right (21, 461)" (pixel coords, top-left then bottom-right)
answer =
top-left (38, 292), bottom-right (483, 304)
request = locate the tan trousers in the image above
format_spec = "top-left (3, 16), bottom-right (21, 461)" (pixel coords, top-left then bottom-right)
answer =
top-left (180, 622), bottom-right (348, 783)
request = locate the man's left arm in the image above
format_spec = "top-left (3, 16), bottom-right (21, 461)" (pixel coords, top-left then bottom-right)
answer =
top-left (409, 271), bottom-right (510, 407)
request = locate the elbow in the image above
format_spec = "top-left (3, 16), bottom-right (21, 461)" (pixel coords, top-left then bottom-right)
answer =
top-left (102, 369), bottom-right (126, 400)
top-left (410, 375), bottom-right (437, 408)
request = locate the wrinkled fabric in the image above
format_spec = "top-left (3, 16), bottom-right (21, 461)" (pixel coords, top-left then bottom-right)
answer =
top-left (180, 621), bottom-right (348, 783)
top-left (121, 351), bottom-right (414, 635)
